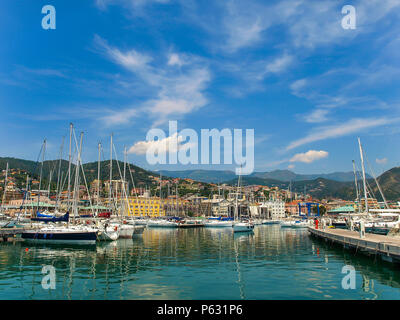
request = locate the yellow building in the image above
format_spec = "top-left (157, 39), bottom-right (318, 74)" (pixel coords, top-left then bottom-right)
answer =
top-left (125, 197), bottom-right (164, 217)
top-left (124, 196), bottom-right (188, 217)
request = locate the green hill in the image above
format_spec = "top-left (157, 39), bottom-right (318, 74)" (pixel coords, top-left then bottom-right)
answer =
top-left (0, 157), bottom-right (158, 189)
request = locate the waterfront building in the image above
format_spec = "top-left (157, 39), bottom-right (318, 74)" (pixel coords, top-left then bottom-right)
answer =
top-left (360, 197), bottom-right (380, 211)
top-left (123, 196), bottom-right (188, 217)
top-left (258, 201), bottom-right (286, 219)
top-left (327, 205), bottom-right (355, 216)
top-left (104, 179), bottom-right (129, 198)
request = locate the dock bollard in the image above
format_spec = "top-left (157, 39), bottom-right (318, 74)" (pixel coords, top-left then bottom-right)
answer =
top-left (359, 220), bottom-right (365, 239)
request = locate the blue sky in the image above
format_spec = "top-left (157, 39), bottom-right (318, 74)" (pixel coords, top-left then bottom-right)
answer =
top-left (1, 0), bottom-right (400, 175)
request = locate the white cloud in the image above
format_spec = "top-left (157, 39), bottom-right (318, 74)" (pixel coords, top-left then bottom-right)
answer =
top-left (286, 117), bottom-right (399, 151)
top-left (290, 78), bottom-right (307, 96)
top-left (303, 109), bottom-right (330, 123)
top-left (168, 53), bottom-right (185, 67)
top-left (94, 35), bottom-right (152, 73)
top-left (265, 53), bottom-right (293, 74)
top-left (290, 150), bottom-right (328, 163)
top-left (128, 132), bottom-right (195, 155)
top-left (288, 164), bottom-right (295, 169)
top-left (376, 158), bottom-right (388, 165)
top-left (96, 0), bottom-right (170, 11)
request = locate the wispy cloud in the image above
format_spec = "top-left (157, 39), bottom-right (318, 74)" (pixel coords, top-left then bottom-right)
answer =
top-left (93, 35), bottom-right (211, 127)
top-left (265, 53), bottom-right (293, 74)
top-left (286, 117), bottom-right (399, 151)
top-left (302, 109), bottom-right (330, 123)
top-left (95, 0), bottom-right (170, 11)
top-left (376, 158), bottom-right (388, 165)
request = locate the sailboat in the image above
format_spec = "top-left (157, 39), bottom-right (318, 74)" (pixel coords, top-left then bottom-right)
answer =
top-left (110, 144), bottom-right (136, 238)
top-left (204, 216), bottom-right (234, 227)
top-left (233, 167), bottom-right (254, 233)
top-left (204, 189), bottom-right (234, 227)
top-left (97, 134), bottom-right (120, 241)
top-left (22, 125), bottom-right (98, 245)
top-left (351, 138), bottom-right (400, 235)
top-left (147, 175), bottom-right (180, 228)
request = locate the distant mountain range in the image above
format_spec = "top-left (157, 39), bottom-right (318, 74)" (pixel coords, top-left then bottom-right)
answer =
top-left (160, 169), bottom-right (371, 183)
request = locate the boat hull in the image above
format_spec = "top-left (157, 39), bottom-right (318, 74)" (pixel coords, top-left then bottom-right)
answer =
top-left (147, 221), bottom-right (178, 228)
top-left (119, 225), bottom-right (135, 238)
top-left (233, 223), bottom-right (254, 232)
top-left (280, 221), bottom-right (309, 228)
top-left (133, 225), bottom-right (145, 234)
top-left (204, 221), bottom-right (233, 227)
top-left (97, 231), bottom-right (119, 241)
top-left (262, 220), bottom-right (281, 225)
top-left (21, 230), bottom-right (97, 245)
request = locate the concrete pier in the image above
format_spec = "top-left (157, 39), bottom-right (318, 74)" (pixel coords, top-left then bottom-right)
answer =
top-left (308, 226), bottom-right (400, 264)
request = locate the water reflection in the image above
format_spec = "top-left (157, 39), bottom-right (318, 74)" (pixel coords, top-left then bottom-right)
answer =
top-left (0, 226), bottom-right (399, 299)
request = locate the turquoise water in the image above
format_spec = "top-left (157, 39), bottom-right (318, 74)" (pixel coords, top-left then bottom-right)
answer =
top-left (0, 225), bottom-right (400, 300)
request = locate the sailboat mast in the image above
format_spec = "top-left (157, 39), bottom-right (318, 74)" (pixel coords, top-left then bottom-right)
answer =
top-left (1, 162), bottom-right (9, 213)
top-left (55, 136), bottom-right (64, 210)
top-left (235, 167), bottom-right (241, 221)
top-left (47, 169), bottom-right (53, 201)
top-left (123, 146), bottom-right (127, 184)
top-left (37, 139), bottom-right (46, 213)
top-left (97, 142), bottom-right (101, 214)
top-left (67, 123), bottom-right (73, 212)
top-left (352, 160), bottom-right (360, 213)
top-left (358, 138), bottom-right (369, 214)
top-left (109, 133), bottom-right (113, 215)
top-left (73, 132), bottom-right (83, 224)
top-left (24, 174), bottom-right (29, 216)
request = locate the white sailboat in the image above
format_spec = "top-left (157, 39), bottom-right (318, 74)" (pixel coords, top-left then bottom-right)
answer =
top-left (280, 219), bottom-right (309, 228)
top-left (97, 134), bottom-right (120, 241)
top-left (204, 218), bottom-right (233, 227)
top-left (233, 167), bottom-right (254, 233)
top-left (22, 126), bottom-right (98, 245)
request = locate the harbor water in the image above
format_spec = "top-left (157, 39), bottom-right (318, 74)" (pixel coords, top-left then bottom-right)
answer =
top-left (0, 225), bottom-right (400, 300)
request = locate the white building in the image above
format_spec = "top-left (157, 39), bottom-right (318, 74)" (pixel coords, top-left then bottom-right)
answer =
top-left (258, 201), bottom-right (285, 219)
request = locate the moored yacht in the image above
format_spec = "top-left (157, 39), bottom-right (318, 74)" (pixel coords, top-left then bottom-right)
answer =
top-left (147, 219), bottom-right (179, 228)
top-left (21, 225), bottom-right (98, 245)
top-left (204, 217), bottom-right (233, 227)
top-left (280, 219), bottom-right (309, 228)
top-left (233, 220), bottom-right (255, 232)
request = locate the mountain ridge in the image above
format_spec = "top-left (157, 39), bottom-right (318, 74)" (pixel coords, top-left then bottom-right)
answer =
top-left (160, 168), bottom-right (371, 183)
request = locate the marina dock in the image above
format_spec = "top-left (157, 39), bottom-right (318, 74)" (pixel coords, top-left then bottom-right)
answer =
top-left (308, 226), bottom-right (400, 264)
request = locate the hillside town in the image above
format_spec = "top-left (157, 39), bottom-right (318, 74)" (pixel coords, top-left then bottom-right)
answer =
top-left (2, 166), bottom-right (399, 220)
